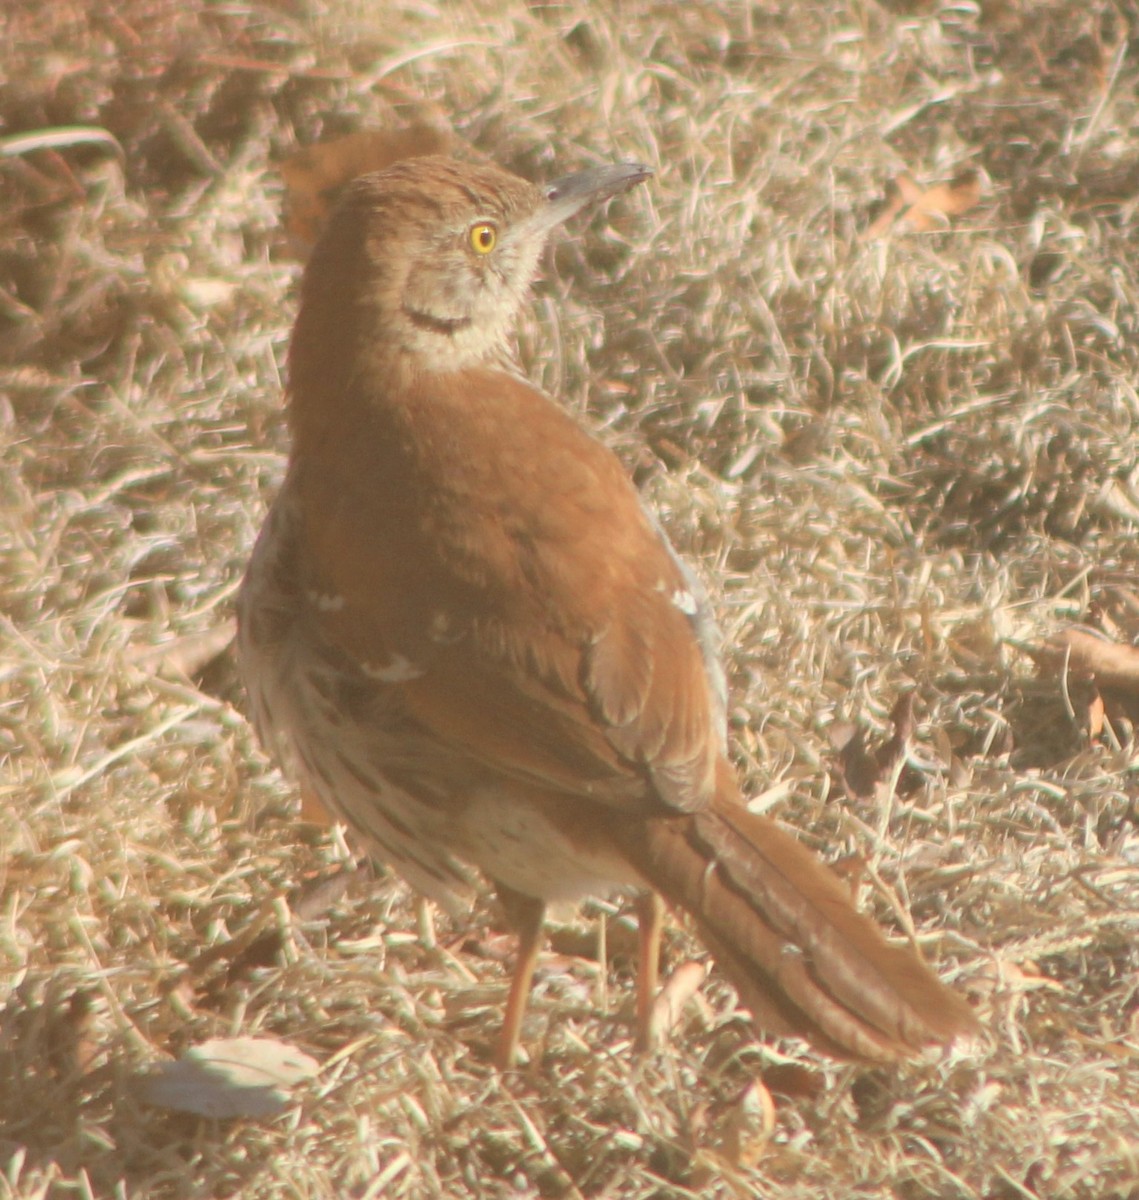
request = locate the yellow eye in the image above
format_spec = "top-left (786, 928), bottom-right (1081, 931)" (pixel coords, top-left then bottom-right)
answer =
top-left (469, 222), bottom-right (497, 254)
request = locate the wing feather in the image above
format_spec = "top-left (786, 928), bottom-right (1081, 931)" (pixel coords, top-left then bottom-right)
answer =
top-left (290, 367), bottom-right (725, 817)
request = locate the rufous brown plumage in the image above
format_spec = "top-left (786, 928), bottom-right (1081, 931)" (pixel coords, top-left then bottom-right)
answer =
top-left (238, 154), bottom-right (976, 1069)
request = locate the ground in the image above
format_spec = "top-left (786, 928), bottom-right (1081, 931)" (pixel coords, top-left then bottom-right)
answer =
top-left (2, 1), bottom-right (1138, 1197)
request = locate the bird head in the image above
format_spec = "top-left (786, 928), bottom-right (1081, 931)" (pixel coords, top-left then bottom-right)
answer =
top-left (289, 155), bottom-right (652, 400)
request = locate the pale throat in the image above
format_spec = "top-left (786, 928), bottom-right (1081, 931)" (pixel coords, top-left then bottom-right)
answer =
top-left (396, 298), bottom-right (521, 371)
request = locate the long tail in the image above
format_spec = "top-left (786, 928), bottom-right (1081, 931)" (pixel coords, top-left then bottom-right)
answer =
top-left (615, 788), bottom-right (977, 1062)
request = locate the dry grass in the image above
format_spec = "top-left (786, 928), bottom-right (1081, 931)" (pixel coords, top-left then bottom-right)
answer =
top-left (3, 1), bottom-right (1139, 1196)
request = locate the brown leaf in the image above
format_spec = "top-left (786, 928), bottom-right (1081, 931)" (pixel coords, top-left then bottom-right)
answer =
top-left (547, 916), bottom-right (641, 962)
top-left (832, 690), bottom-right (915, 802)
top-left (1087, 689), bottom-right (1106, 740)
top-left (1035, 628), bottom-right (1139, 689)
top-left (46, 989), bottom-right (101, 1079)
top-left (127, 619), bottom-right (236, 678)
top-left (880, 690), bottom-right (916, 766)
top-left (780, 417), bottom-right (831, 463)
top-left (173, 898), bottom-right (277, 998)
top-left (281, 125), bottom-right (457, 254)
top-left (762, 1062), bottom-right (825, 1101)
top-left (298, 782), bottom-right (334, 825)
top-left (1028, 627), bottom-right (1139, 733)
top-left (829, 723), bottom-right (878, 799)
top-left (974, 957), bottom-right (1064, 996)
top-left (174, 866), bottom-right (362, 1001)
top-left (291, 864), bottom-right (363, 923)
top-left (722, 1080), bottom-right (776, 1169)
top-left (645, 960), bottom-right (710, 1046)
top-left (866, 168), bottom-right (981, 237)
top-left (828, 852), bottom-right (868, 897)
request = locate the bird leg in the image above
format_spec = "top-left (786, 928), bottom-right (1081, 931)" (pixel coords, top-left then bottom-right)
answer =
top-left (494, 883), bottom-right (547, 1070)
top-left (634, 891), bottom-right (664, 1049)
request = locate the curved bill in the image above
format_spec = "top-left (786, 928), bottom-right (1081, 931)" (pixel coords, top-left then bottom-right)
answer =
top-left (536, 161), bottom-right (653, 231)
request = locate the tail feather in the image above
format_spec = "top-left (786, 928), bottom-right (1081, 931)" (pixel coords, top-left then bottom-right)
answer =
top-left (617, 798), bottom-right (977, 1062)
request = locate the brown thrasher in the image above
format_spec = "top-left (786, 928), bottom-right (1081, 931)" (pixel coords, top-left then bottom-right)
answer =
top-left (238, 155), bottom-right (977, 1069)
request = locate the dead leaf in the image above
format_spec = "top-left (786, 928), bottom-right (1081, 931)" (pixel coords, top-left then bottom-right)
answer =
top-left (1028, 627), bottom-right (1139, 734)
top-left (547, 917), bottom-right (640, 962)
top-left (722, 1080), bottom-right (776, 1169)
top-left (1034, 627), bottom-right (1139, 688)
top-left (46, 989), bottom-right (101, 1078)
top-left (170, 898), bottom-right (277, 1004)
top-left (683, 1098), bottom-right (712, 1181)
top-left (127, 619), bottom-right (236, 678)
top-left (974, 957), bottom-right (1064, 996)
top-left (173, 865), bottom-right (362, 1002)
top-left (298, 782), bottom-right (334, 825)
top-left (140, 1036), bottom-right (319, 1119)
top-left (780, 417), bottom-right (831, 463)
top-left (866, 168), bottom-right (981, 237)
top-left (281, 125), bottom-right (457, 254)
top-left (828, 852), bottom-right (868, 898)
top-left (645, 960), bottom-right (710, 1046)
top-left (831, 690), bottom-right (915, 802)
top-left (1087, 689), bottom-right (1106, 740)
top-left (761, 1062), bottom-right (824, 1101)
